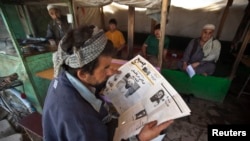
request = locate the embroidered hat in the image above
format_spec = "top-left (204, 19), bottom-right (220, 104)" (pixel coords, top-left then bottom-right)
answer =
top-left (203, 24), bottom-right (215, 30)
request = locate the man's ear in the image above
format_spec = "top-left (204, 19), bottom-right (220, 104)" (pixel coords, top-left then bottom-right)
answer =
top-left (76, 69), bottom-right (88, 82)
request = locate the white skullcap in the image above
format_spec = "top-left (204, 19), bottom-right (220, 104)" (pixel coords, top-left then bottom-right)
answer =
top-left (47, 4), bottom-right (58, 11)
top-left (203, 24), bottom-right (215, 30)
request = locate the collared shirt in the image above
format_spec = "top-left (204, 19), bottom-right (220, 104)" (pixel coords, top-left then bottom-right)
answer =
top-left (144, 34), bottom-right (170, 56)
top-left (65, 72), bottom-right (117, 124)
top-left (65, 72), bottom-right (138, 141)
top-left (65, 72), bottom-right (102, 112)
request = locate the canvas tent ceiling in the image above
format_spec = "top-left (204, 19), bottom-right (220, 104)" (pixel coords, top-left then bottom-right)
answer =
top-left (74, 0), bottom-right (247, 9)
top-left (74, 0), bottom-right (162, 8)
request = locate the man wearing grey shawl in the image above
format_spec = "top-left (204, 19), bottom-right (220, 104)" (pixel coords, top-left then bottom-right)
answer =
top-left (46, 4), bottom-right (71, 45)
top-left (42, 25), bottom-right (173, 141)
top-left (178, 24), bottom-right (221, 76)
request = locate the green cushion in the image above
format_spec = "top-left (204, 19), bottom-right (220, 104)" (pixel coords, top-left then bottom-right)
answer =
top-left (161, 69), bottom-right (231, 102)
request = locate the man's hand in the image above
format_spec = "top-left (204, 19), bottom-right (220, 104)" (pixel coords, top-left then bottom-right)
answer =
top-left (138, 120), bottom-right (174, 141)
top-left (191, 62), bottom-right (200, 68)
top-left (182, 62), bottom-right (188, 70)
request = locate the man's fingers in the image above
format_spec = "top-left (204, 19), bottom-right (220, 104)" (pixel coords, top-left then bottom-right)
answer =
top-left (146, 120), bottom-right (157, 128)
top-left (109, 68), bottom-right (121, 75)
top-left (112, 67), bottom-right (121, 74)
top-left (116, 70), bottom-right (122, 74)
top-left (157, 120), bottom-right (174, 131)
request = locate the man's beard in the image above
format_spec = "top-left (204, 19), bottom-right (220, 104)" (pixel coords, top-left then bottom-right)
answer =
top-left (93, 80), bottom-right (108, 95)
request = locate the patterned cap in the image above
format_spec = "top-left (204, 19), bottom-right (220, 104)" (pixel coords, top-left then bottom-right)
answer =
top-left (52, 26), bottom-right (107, 77)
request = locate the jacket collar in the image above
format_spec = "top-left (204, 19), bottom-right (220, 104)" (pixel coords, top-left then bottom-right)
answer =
top-left (65, 72), bottom-right (102, 112)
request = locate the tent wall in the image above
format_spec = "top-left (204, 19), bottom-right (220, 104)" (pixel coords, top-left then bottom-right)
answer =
top-left (102, 2), bottom-right (247, 41)
top-left (75, 7), bottom-right (103, 29)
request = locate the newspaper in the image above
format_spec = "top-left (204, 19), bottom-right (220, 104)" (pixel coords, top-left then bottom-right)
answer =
top-left (103, 55), bottom-right (191, 141)
top-left (186, 65), bottom-right (196, 78)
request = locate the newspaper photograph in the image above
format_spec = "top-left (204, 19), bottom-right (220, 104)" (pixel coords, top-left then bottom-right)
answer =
top-left (103, 55), bottom-right (191, 140)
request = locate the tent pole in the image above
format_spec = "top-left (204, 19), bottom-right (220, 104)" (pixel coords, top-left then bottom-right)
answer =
top-left (72, 0), bottom-right (78, 28)
top-left (100, 6), bottom-right (105, 30)
top-left (216, 0), bottom-right (233, 39)
top-left (158, 0), bottom-right (169, 68)
top-left (230, 25), bottom-right (250, 80)
top-left (230, 1), bottom-right (250, 52)
top-left (127, 6), bottom-right (135, 59)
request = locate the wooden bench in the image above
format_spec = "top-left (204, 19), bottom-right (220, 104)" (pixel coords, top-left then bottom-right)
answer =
top-left (161, 69), bottom-right (231, 103)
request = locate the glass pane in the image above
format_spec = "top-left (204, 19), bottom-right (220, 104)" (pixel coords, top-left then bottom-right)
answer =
top-left (0, 14), bottom-right (17, 56)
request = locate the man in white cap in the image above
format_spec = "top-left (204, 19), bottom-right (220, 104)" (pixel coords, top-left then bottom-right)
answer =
top-left (178, 24), bottom-right (221, 76)
top-left (46, 4), bottom-right (71, 45)
top-left (42, 25), bottom-right (173, 141)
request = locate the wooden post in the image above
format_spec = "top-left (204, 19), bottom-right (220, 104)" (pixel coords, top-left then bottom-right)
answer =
top-left (230, 26), bottom-right (250, 80)
top-left (100, 6), bottom-right (106, 30)
top-left (230, 1), bottom-right (250, 51)
top-left (67, 0), bottom-right (76, 28)
top-left (127, 6), bottom-right (135, 59)
top-left (216, 0), bottom-right (233, 39)
top-left (158, 0), bottom-right (169, 68)
top-left (72, 0), bottom-right (78, 28)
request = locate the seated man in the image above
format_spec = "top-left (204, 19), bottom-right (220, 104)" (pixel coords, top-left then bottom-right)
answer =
top-left (178, 24), bottom-right (221, 76)
top-left (105, 18), bottom-right (126, 58)
top-left (141, 24), bottom-right (170, 66)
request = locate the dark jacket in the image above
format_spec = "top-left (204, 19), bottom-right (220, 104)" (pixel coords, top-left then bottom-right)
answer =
top-left (42, 71), bottom-right (109, 141)
top-left (46, 15), bottom-right (70, 42)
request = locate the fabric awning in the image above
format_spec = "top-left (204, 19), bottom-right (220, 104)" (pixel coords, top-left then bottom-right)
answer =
top-left (74, 0), bottom-right (161, 8)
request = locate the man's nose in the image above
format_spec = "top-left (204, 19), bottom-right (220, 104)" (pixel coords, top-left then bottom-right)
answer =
top-left (107, 67), bottom-right (119, 77)
top-left (105, 69), bottom-right (112, 77)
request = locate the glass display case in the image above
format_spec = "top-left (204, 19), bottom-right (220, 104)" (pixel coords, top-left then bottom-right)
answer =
top-left (0, 0), bottom-right (74, 112)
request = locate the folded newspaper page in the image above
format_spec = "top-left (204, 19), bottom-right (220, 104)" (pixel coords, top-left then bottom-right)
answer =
top-left (103, 55), bottom-right (191, 141)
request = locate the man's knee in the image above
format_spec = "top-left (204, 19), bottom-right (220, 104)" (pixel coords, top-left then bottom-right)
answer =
top-left (206, 63), bottom-right (216, 75)
top-left (195, 63), bottom-right (215, 75)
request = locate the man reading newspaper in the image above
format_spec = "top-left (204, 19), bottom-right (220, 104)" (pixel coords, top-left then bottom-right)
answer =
top-left (42, 25), bottom-right (175, 141)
